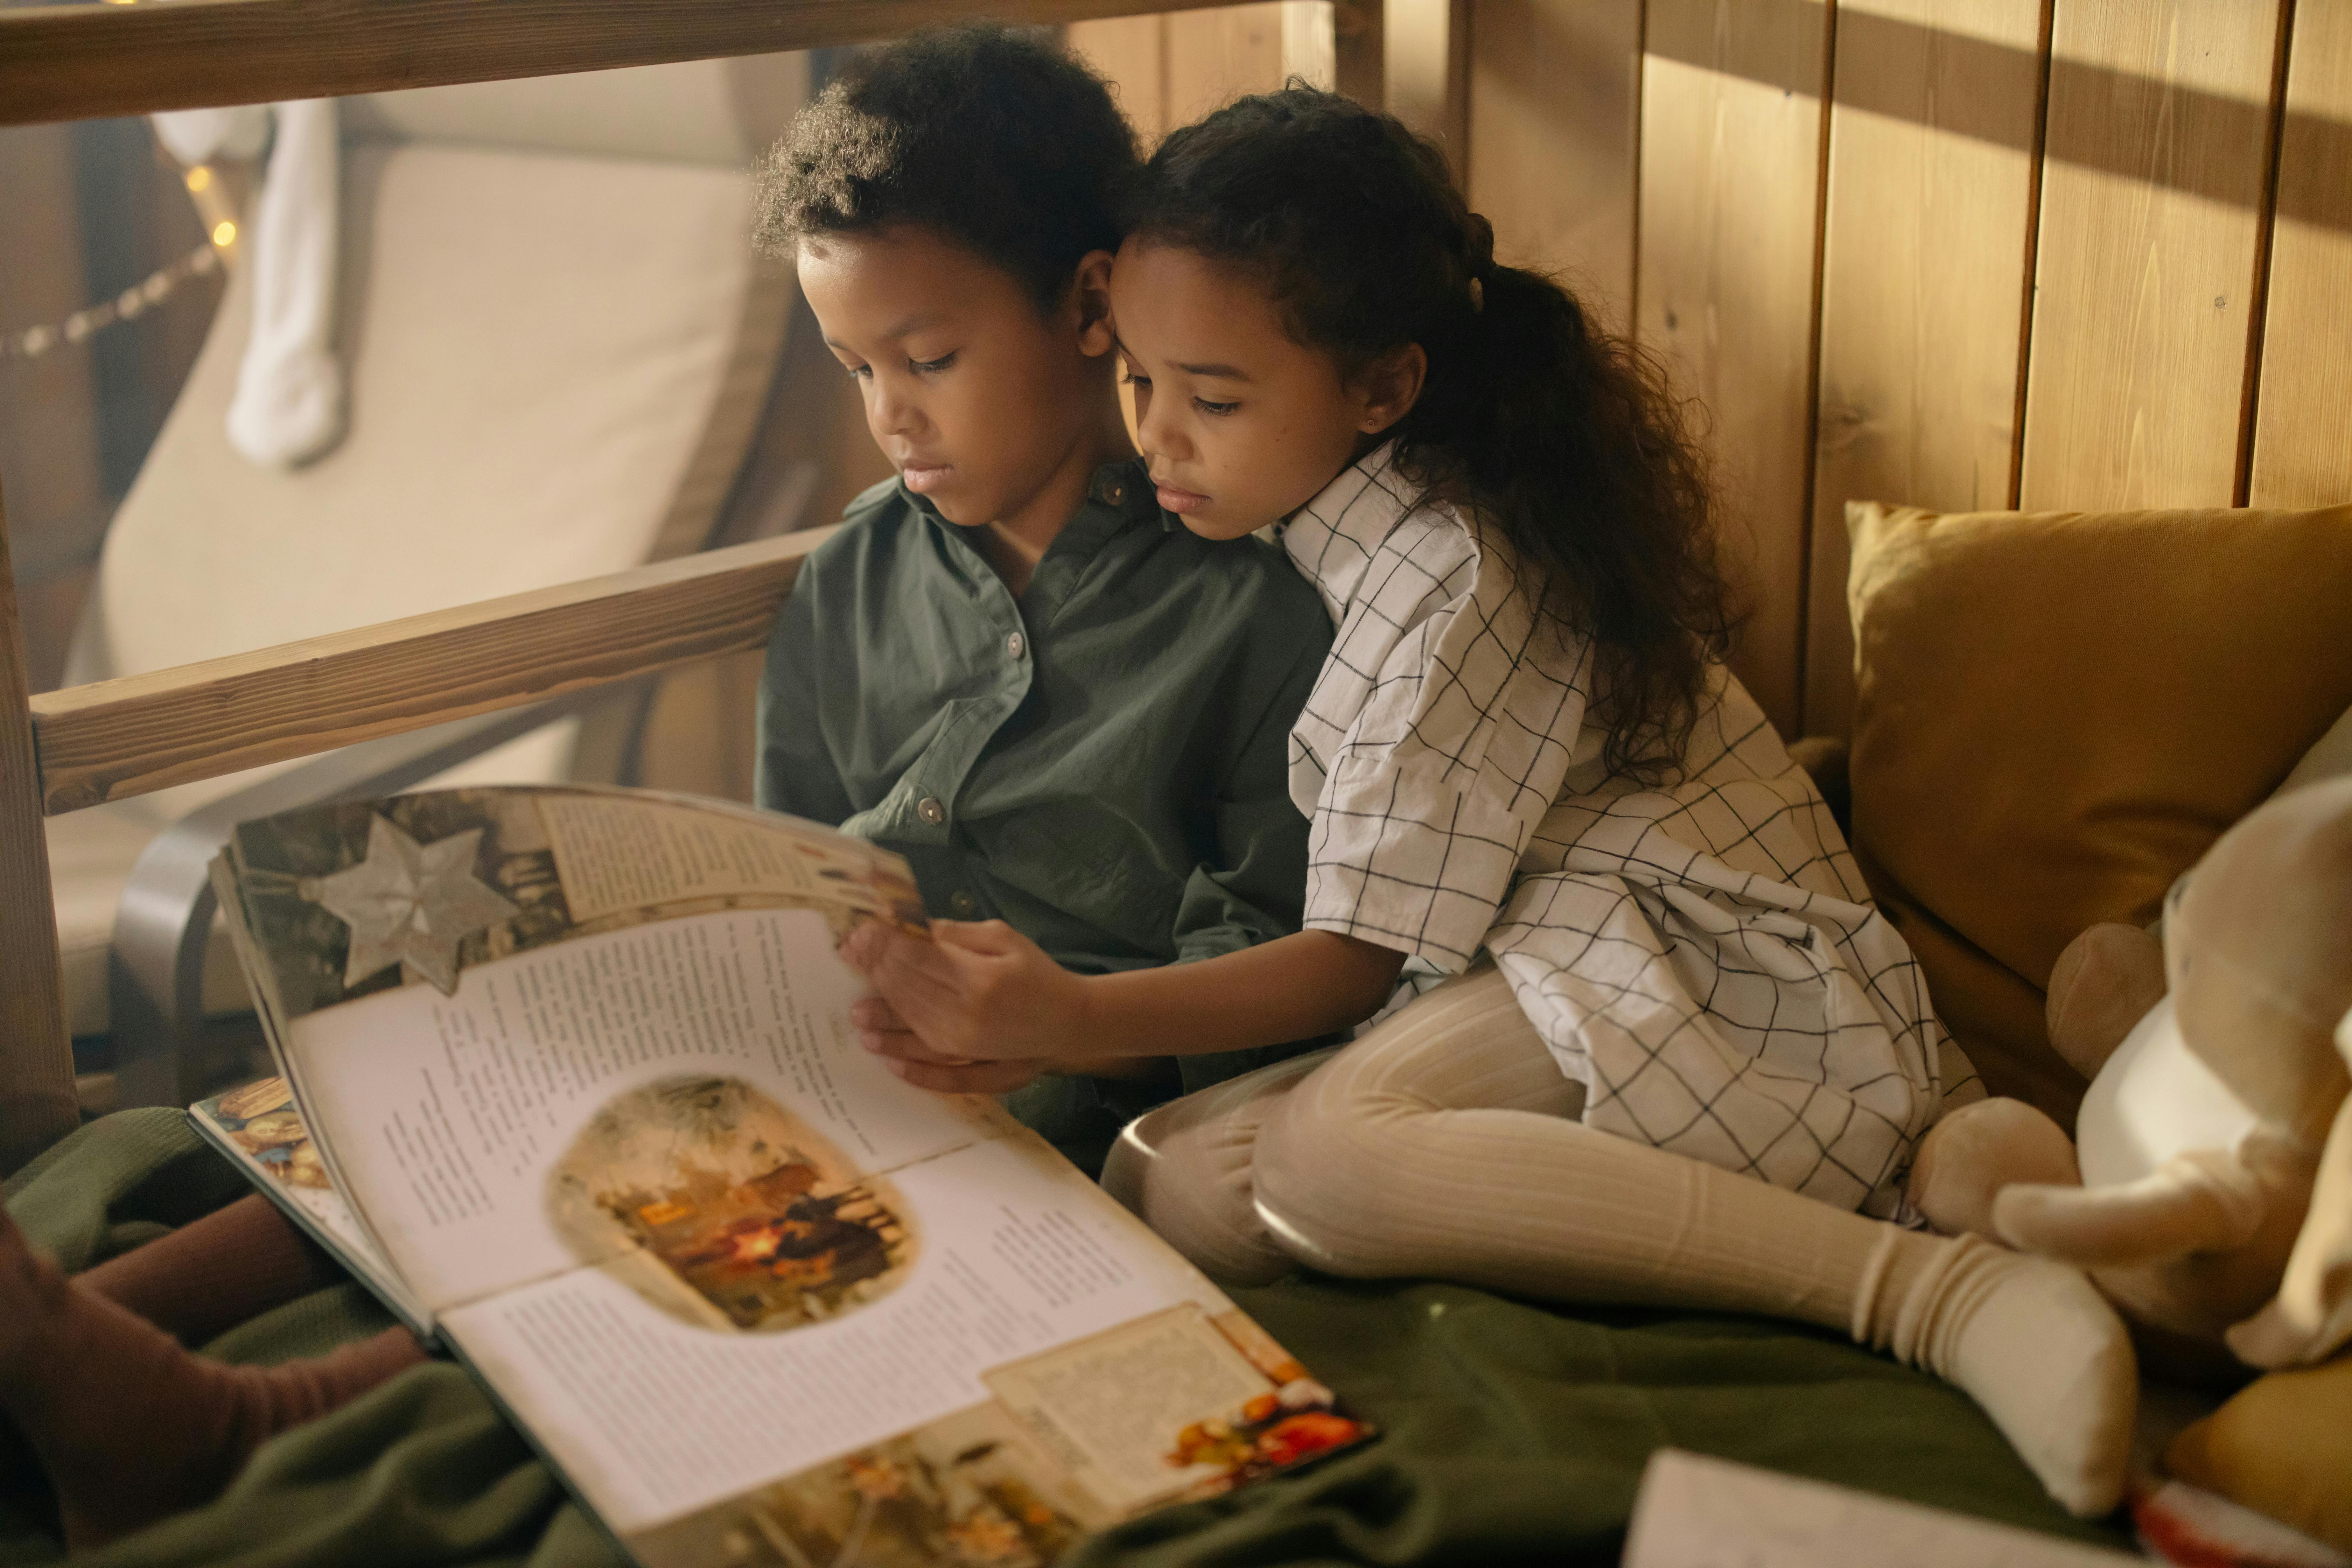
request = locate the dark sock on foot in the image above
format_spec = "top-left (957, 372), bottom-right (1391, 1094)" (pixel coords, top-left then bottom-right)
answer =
top-left (0, 1206), bottom-right (424, 1549)
top-left (79, 1194), bottom-right (345, 1345)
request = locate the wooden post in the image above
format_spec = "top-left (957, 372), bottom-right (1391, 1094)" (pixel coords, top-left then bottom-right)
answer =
top-left (1378, 0), bottom-right (1471, 180)
top-left (1443, 0), bottom-right (1472, 182)
top-left (1334, 0), bottom-right (1384, 105)
top-left (1638, 0), bottom-right (1834, 743)
top-left (0, 479), bottom-right (84, 1170)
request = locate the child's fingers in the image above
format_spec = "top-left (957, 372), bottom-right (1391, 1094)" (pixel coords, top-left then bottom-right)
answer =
top-left (862, 926), bottom-right (973, 1013)
top-left (928, 919), bottom-right (1025, 955)
top-left (872, 939), bottom-right (1019, 1059)
top-left (849, 995), bottom-right (908, 1034)
top-left (879, 1055), bottom-right (1041, 1096)
top-left (856, 1027), bottom-right (926, 1062)
top-left (856, 1023), bottom-right (978, 1068)
top-left (837, 920), bottom-right (889, 974)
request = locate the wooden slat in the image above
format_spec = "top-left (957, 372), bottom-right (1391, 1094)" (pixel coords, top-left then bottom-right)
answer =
top-left (30, 528), bottom-right (832, 816)
top-left (1280, 0), bottom-right (1337, 92)
top-left (2249, 0), bottom-right (2352, 508)
top-left (1802, 0), bottom-right (2048, 738)
top-left (1637, 0), bottom-right (1833, 742)
top-left (1383, 0), bottom-right (1472, 177)
top-left (1070, 14), bottom-right (1172, 141)
top-left (0, 487), bottom-right (82, 1170)
top-left (1074, 3), bottom-right (1335, 145)
top-left (1166, 2), bottom-right (1288, 124)
top-left (1332, 0), bottom-right (1384, 106)
top-left (0, 0), bottom-right (1254, 128)
top-left (2017, 0), bottom-right (2286, 510)
top-left (1466, 0), bottom-right (1642, 332)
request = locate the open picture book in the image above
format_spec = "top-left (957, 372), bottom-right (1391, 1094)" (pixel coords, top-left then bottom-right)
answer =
top-left (190, 784), bottom-right (1370, 1568)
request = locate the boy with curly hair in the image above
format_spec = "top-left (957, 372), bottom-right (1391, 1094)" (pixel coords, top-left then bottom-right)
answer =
top-left (756, 26), bottom-right (1335, 1171)
top-left (0, 28), bottom-right (1331, 1548)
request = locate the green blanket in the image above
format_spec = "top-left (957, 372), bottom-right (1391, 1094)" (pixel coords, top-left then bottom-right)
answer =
top-left (3, 1112), bottom-right (2129, 1566)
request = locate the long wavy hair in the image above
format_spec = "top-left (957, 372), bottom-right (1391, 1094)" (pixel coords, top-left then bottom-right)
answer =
top-left (1130, 88), bottom-right (1738, 782)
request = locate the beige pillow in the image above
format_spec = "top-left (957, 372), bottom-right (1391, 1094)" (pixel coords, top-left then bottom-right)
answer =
top-left (1844, 502), bottom-right (2352, 1124)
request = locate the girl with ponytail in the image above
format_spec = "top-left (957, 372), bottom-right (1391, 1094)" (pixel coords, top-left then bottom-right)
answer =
top-left (842, 88), bottom-right (2135, 1514)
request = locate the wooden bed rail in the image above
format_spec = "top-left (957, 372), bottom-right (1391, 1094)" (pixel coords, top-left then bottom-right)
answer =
top-left (28, 527), bottom-right (834, 816)
top-left (0, 0), bottom-right (1383, 126)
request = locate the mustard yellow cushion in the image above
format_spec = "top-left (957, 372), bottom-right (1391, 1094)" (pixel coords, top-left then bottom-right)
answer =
top-left (2166, 1354), bottom-right (2352, 1553)
top-left (1843, 502), bottom-right (2352, 1124)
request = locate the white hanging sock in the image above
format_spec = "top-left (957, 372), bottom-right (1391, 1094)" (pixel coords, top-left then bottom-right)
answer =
top-left (223, 98), bottom-right (346, 468)
top-left (149, 104), bottom-right (273, 166)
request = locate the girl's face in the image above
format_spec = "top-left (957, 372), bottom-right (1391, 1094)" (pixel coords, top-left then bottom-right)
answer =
top-left (1108, 238), bottom-right (1422, 540)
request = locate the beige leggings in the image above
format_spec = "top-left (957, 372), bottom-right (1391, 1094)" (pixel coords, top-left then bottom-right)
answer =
top-left (1103, 965), bottom-right (2142, 1516)
top-left (1104, 964), bottom-right (1940, 1339)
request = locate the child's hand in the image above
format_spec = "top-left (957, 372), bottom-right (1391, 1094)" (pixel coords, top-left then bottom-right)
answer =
top-left (848, 990), bottom-right (1051, 1094)
top-left (838, 918), bottom-right (1093, 1068)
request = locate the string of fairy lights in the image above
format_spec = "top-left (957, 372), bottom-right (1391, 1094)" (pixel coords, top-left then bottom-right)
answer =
top-left (0, 163), bottom-right (237, 364)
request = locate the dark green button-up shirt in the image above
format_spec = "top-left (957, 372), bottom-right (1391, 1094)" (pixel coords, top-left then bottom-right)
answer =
top-left (756, 462), bottom-right (1335, 1169)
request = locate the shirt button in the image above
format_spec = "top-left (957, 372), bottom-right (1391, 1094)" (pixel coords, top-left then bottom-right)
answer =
top-left (1006, 631), bottom-right (1026, 659)
top-left (948, 891), bottom-right (978, 918)
top-left (1105, 481), bottom-right (1126, 505)
top-left (916, 797), bottom-right (946, 826)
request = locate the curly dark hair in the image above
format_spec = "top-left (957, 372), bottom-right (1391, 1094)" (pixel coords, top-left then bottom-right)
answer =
top-left (1132, 89), bottom-right (1740, 783)
top-left (754, 26), bottom-right (1140, 309)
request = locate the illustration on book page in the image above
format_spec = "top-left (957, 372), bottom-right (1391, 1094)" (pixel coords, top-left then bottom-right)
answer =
top-left (548, 1075), bottom-right (916, 1334)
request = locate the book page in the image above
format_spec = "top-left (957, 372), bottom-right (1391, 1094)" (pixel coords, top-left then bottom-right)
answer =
top-left (287, 907), bottom-right (1003, 1314)
top-left (217, 787), bottom-right (925, 1028)
top-left (441, 1132), bottom-right (1370, 1549)
top-left (533, 791), bottom-right (923, 929)
top-left (210, 784), bottom-right (1375, 1555)
top-left (187, 1079), bottom-right (430, 1335)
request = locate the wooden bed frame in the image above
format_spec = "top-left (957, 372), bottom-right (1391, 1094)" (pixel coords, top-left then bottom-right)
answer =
top-left (3, 0), bottom-right (2347, 1172)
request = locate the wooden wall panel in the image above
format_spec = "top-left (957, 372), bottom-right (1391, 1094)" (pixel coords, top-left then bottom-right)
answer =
top-left (1638, 0), bottom-right (1832, 741)
top-left (2017, 0), bottom-right (2285, 511)
top-left (1166, 1), bottom-right (1287, 125)
top-left (1802, 0), bottom-right (2047, 737)
top-left (1385, 0), bottom-right (1470, 173)
top-left (2249, 0), bottom-right (2352, 508)
top-left (1466, 0), bottom-right (1641, 331)
top-left (1071, 1), bottom-right (1327, 143)
top-left (1069, 13), bottom-right (1171, 139)
top-left (1282, 0), bottom-right (1337, 91)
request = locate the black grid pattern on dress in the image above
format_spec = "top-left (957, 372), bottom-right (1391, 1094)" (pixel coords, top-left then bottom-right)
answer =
top-left (1280, 446), bottom-right (1978, 1216)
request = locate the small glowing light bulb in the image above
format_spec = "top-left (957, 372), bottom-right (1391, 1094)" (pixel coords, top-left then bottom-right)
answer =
top-left (211, 219), bottom-right (237, 247)
top-left (185, 165), bottom-right (213, 193)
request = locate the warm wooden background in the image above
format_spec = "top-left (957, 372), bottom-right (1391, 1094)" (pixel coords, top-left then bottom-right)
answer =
top-left (1080, 0), bottom-right (2352, 744)
top-left (16, 1), bottom-right (2343, 736)
top-left (4, 0), bottom-right (2349, 1160)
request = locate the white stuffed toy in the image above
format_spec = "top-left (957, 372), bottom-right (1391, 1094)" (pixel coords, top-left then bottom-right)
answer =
top-left (1906, 775), bottom-right (2352, 1376)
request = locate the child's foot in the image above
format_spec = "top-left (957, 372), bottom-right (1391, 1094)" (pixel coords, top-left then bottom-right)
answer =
top-left (80, 1193), bottom-right (346, 1346)
top-left (1864, 1231), bottom-right (2136, 1516)
top-left (0, 1204), bottom-right (425, 1548)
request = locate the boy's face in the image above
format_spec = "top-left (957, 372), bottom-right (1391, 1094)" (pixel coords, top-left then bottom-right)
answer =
top-left (1109, 237), bottom-right (1422, 540)
top-left (800, 225), bottom-right (1116, 534)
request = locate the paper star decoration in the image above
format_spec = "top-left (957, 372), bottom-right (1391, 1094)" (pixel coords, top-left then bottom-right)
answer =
top-left (313, 815), bottom-right (519, 995)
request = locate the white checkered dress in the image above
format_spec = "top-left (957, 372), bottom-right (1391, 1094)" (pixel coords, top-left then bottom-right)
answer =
top-left (1281, 446), bottom-right (1979, 1216)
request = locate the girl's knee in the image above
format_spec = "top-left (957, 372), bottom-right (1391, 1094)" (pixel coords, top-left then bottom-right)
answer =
top-left (1099, 1102), bottom-right (1185, 1216)
top-left (1103, 1099), bottom-right (1293, 1287)
top-left (1251, 1080), bottom-right (1421, 1279)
